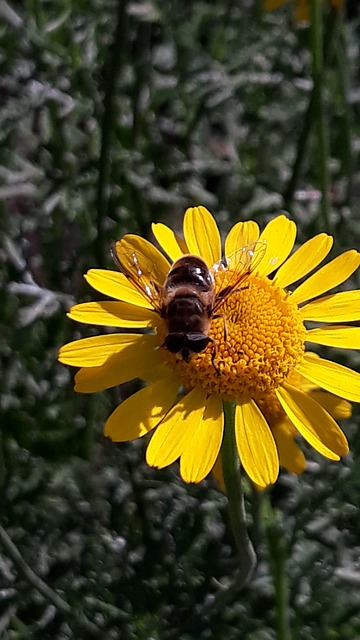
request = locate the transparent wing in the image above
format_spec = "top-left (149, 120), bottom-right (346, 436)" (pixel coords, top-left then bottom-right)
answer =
top-left (111, 236), bottom-right (169, 312)
top-left (212, 240), bottom-right (267, 312)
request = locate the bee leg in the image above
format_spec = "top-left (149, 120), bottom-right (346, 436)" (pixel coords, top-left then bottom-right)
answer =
top-left (213, 313), bottom-right (229, 343)
top-left (222, 315), bottom-right (228, 341)
top-left (213, 313), bottom-right (227, 336)
top-left (151, 280), bottom-right (162, 295)
top-left (208, 336), bottom-right (220, 375)
top-left (214, 313), bottom-right (239, 358)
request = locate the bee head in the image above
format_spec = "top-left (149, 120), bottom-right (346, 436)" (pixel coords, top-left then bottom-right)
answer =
top-left (164, 332), bottom-right (211, 360)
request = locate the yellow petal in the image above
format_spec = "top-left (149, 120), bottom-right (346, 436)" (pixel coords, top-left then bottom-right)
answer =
top-left (276, 383), bottom-right (348, 459)
top-left (151, 222), bottom-right (188, 261)
top-left (183, 206), bottom-right (221, 266)
top-left (85, 270), bottom-right (153, 309)
top-left (308, 390), bottom-right (352, 420)
top-left (300, 290), bottom-right (360, 322)
top-left (224, 221), bottom-right (260, 260)
top-left (235, 399), bottom-right (279, 488)
top-left (306, 325), bottom-right (360, 349)
top-left (297, 353), bottom-right (360, 402)
top-left (274, 233), bottom-right (333, 289)
top-left (146, 387), bottom-right (207, 469)
top-left (291, 250), bottom-right (360, 305)
top-left (68, 301), bottom-right (158, 328)
top-left (294, 1), bottom-right (309, 22)
top-left (74, 337), bottom-right (163, 393)
top-left (180, 394), bottom-right (223, 484)
top-left (257, 215), bottom-right (297, 277)
top-left (58, 333), bottom-right (151, 367)
top-left (104, 377), bottom-right (180, 441)
top-left (273, 419), bottom-right (306, 474)
top-left (212, 453), bottom-right (225, 492)
top-left (263, 0), bottom-right (288, 10)
top-left (75, 361), bottom-right (167, 393)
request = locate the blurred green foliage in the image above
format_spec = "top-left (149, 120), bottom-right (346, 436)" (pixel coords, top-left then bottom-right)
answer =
top-left (1, 0), bottom-right (360, 637)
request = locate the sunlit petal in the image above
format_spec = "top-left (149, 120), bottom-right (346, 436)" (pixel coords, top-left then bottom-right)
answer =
top-left (183, 206), bottom-right (221, 265)
top-left (74, 338), bottom-right (164, 393)
top-left (180, 394), bottom-right (223, 483)
top-left (306, 325), bottom-right (360, 349)
top-left (146, 388), bottom-right (207, 469)
top-left (276, 383), bottom-right (348, 459)
top-left (224, 221), bottom-right (260, 259)
top-left (291, 250), bottom-right (360, 305)
top-left (235, 399), bottom-right (279, 487)
top-left (297, 353), bottom-right (360, 402)
top-left (300, 290), bottom-right (360, 322)
top-left (68, 301), bottom-right (158, 328)
top-left (104, 377), bottom-right (180, 441)
top-left (152, 222), bottom-right (188, 261)
top-left (58, 333), bottom-right (151, 367)
top-left (85, 270), bottom-right (153, 309)
top-left (274, 233), bottom-right (333, 289)
top-left (258, 215), bottom-right (297, 276)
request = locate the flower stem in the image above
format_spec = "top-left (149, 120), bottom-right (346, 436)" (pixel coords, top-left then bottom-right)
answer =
top-left (263, 495), bottom-right (291, 640)
top-left (283, 8), bottom-right (340, 214)
top-left (310, 0), bottom-right (330, 230)
top-left (222, 400), bottom-right (256, 586)
top-left (96, 0), bottom-right (128, 265)
top-left (0, 524), bottom-right (71, 615)
top-left (335, 27), bottom-right (353, 206)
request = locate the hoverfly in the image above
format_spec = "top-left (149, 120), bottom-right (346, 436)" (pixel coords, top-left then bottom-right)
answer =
top-left (111, 235), bottom-right (266, 373)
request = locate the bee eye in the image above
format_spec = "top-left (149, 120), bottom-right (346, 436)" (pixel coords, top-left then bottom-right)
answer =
top-left (164, 334), bottom-right (184, 354)
top-left (186, 334), bottom-right (210, 353)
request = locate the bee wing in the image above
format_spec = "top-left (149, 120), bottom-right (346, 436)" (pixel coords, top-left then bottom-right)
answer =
top-left (212, 240), bottom-right (267, 312)
top-left (111, 235), bottom-right (170, 312)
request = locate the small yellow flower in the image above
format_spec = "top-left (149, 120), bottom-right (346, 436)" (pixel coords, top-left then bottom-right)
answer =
top-left (59, 207), bottom-right (360, 488)
top-left (263, 0), bottom-right (344, 23)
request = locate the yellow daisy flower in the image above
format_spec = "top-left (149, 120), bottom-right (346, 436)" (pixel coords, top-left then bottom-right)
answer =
top-left (263, 0), bottom-right (344, 23)
top-left (59, 207), bottom-right (360, 488)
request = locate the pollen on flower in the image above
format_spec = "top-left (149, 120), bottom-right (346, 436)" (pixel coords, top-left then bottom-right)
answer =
top-left (160, 272), bottom-right (306, 399)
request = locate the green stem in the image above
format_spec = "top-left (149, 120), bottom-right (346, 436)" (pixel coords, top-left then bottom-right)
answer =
top-left (0, 524), bottom-right (99, 632)
top-left (335, 28), bottom-right (353, 205)
top-left (96, 0), bottom-right (128, 265)
top-left (177, 402), bottom-right (257, 629)
top-left (310, 0), bottom-right (330, 230)
top-left (264, 496), bottom-right (291, 640)
top-left (30, 0), bottom-right (45, 30)
top-left (283, 8), bottom-right (339, 213)
top-left (0, 524), bottom-right (71, 614)
top-left (222, 401), bottom-right (256, 586)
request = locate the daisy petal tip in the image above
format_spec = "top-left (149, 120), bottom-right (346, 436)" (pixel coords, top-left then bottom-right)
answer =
top-left (66, 308), bottom-right (76, 320)
top-left (341, 440), bottom-right (350, 457)
top-left (57, 345), bottom-right (69, 364)
top-left (103, 422), bottom-right (119, 442)
top-left (180, 457), bottom-right (210, 484)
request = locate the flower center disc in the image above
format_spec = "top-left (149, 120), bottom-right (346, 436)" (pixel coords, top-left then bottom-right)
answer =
top-left (161, 273), bottom-right (306, 400)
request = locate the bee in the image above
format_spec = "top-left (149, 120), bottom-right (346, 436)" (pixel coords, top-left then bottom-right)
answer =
top-left (111, 236), bottom-right (266, 373)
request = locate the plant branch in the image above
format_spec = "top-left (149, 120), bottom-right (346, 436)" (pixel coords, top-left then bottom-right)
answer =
top-left (222, 400), bottom-right (257, 586)
top-left (96, 0), bottom-right (129, 265)
top-left (0, 525), bottom-right (71, 615)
